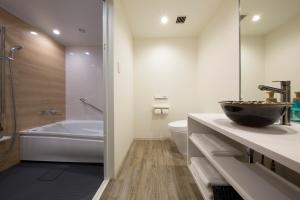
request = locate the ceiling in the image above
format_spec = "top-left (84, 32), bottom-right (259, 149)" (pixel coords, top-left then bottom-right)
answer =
top-left (241, 0), bottom-right (300, 36)
top-left (120, 0), bottom-right (222, 38)
top-left (0, 0), bottom-right (102, 46)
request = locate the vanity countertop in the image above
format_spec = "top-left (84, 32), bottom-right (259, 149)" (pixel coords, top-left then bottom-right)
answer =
top-left (188, 113), bottom-right (300, 173)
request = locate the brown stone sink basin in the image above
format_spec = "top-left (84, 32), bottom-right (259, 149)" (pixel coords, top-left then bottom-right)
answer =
top-left (219, 101), bottom-right (291, 127)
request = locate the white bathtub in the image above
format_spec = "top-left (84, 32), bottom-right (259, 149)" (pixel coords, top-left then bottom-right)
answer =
top-left (20, 120), bottom-right (104, 163)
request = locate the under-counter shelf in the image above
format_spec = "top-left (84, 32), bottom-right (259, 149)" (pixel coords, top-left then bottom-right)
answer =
top-left (188, 113), bottom-right (300, 173)
top-left (189, 133), bottom-right (300, 200)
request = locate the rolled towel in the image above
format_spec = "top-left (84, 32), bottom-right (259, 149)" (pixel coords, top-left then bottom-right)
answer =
top-left (191, 157), bottom-right (228, 187)
top-left (202, 134), bottom-right (243, 157)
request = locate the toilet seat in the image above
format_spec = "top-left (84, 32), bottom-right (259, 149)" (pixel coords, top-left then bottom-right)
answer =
top-left (168, 120), bottom-right (187, 133)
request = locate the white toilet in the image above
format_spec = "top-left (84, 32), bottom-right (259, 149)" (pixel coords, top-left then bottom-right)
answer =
top-left (168, 120), bottom-right (187, 155)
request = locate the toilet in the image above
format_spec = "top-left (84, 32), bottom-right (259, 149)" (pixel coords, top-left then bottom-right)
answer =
top-left (168, 120), bottom-right (187, 155)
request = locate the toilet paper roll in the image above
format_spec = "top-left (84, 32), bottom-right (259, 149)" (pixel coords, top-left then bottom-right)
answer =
top-left (162, 109), bottom-right (169, 115)
top-left (154, 109), bottom-right (162, 115)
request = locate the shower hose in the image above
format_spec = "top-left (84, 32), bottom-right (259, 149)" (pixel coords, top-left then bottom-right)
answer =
top-left (0, 59), bottom-right (17, 161)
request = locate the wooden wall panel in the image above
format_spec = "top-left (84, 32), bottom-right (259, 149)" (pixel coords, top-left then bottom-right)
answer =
top-left (0, 7), bottom-right (65, 171)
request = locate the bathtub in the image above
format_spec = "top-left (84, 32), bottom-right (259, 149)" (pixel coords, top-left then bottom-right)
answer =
top-left (20, 120), bottom-right (104, 163)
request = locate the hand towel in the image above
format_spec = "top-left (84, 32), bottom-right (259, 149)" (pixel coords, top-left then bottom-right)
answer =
top-left (201, 134), bottom-right (242, 157)
top-left (190, 163), bottom-right (213, 200)
top-left (191, 157), bottom-right (228, 187)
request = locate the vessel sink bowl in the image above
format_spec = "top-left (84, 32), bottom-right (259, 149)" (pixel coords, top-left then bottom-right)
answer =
top-left (219, 101), bottom-right (291, 127)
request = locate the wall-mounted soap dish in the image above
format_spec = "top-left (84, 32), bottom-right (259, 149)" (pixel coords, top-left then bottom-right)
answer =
top-left (0, 136), bottom-right (12, 143)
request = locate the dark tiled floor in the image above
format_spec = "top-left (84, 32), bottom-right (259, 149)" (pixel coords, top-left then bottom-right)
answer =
top-left (0, 162), bottom-right (104, 200)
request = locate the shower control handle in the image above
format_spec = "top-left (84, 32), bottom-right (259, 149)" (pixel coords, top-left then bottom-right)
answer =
top-left (40, 108), bottom-right (62, 116)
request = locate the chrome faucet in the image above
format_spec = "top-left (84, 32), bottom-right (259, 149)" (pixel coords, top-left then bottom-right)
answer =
top-left (258, 81), bottom-right (291, 125)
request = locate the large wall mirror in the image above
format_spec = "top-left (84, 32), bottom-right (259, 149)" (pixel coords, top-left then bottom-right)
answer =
top-left (240, 0), bottom-right (300, 101)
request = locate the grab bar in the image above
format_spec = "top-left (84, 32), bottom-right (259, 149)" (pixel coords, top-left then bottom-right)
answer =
top-left (80, 98), bottom-right (103, 113)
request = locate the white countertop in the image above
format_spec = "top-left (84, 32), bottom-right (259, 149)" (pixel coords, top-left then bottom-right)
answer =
top-left (188, 113), bottom-right (300, 174)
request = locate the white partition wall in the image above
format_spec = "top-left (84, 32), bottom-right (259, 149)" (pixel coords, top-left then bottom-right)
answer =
top-left (66, 46), bottom-right (104, 120)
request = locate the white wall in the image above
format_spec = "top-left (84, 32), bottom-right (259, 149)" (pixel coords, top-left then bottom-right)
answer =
top-left (196, 0), bottom-right (240, 112)
top-left (241, 36), bottom-right (265, 101)
top-left (113, 0), bottom-right (134, 175)
top-left (265, 15), bottom-right (300, 96)
top-left (132, 0), bottom-right (240, 139)
top-left (111, 0), bottom-right (240, 171)
top-left (66, 46), bottom-right (104, 120)
top-left (133, 38), bottom-right (199, 139)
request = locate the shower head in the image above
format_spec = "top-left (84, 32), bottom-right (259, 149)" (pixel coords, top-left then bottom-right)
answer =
top-left (8, 45), bottom-right (23, 60)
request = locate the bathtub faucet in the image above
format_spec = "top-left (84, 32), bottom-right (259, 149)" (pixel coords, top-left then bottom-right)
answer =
top-left (41, 108), bottom-right (62, 116)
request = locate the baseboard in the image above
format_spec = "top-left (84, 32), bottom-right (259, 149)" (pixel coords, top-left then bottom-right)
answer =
top-left (134, 137), bottom-right (169, 141)
top-left (92, 178), bottom-right (110, 200)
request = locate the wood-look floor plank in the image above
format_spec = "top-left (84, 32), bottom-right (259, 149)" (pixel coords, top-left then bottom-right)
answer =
top-left (101, 140), bottom-right (203, 200)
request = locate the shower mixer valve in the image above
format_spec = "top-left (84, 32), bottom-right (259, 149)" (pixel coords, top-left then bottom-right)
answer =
top-left (40, 108), bottom-right (62, 116)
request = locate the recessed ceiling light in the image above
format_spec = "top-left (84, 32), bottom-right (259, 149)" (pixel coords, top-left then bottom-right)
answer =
top-left (252, 15), bottom-right (261, 22)
top-left (161, 16), bottom-right (169, 25)
top-left (30, 31), bottom-right (38, 35)
top-left (53, 29), bottom-right (61, 35)
top-left (84, 52), bottom-right (90, 55)
top-left (69, 52), bottom-right (74, 56)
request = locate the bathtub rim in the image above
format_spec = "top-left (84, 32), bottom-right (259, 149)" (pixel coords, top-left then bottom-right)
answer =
top-left (20, 120), bottom-right (104, 140)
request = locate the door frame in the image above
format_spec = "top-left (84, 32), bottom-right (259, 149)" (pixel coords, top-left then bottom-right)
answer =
top-left (102, 0), bottom-right (114, 180)
top-left (93, 0), bottom-right (114, 198)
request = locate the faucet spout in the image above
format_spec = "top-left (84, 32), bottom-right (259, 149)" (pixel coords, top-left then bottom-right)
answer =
top-left (258, 85), bottom-right (286, 94)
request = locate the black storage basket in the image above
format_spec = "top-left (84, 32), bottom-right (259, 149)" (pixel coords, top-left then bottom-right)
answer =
top-left (212, 186), bottom-right (243, 200)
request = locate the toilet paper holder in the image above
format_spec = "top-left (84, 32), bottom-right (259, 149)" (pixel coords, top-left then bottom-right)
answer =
top-left (153, 104), bottom-right (169, 115)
